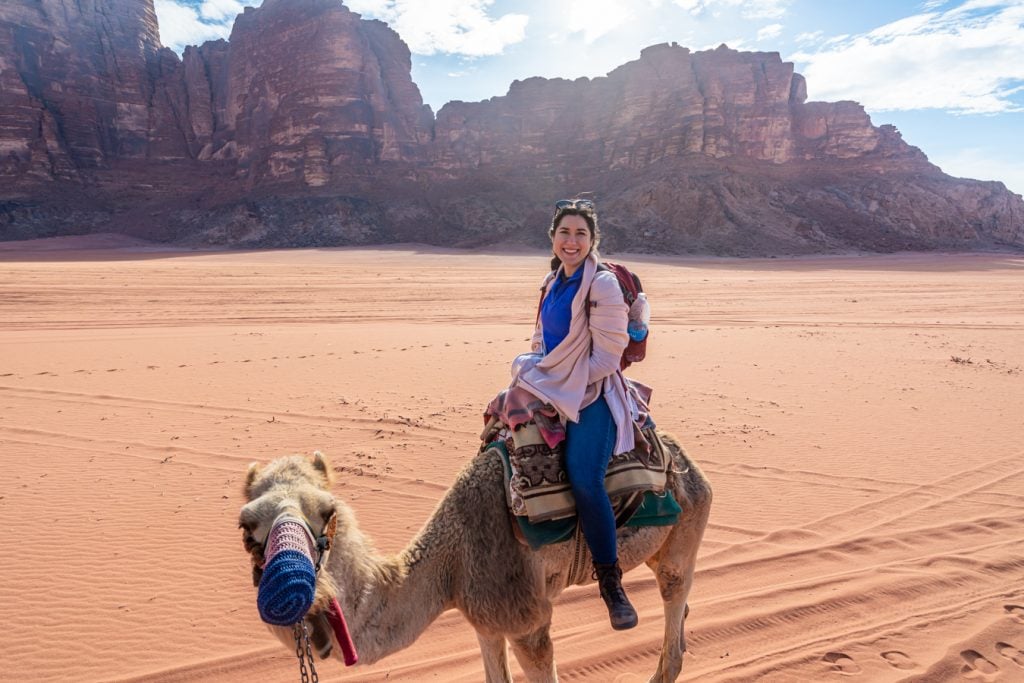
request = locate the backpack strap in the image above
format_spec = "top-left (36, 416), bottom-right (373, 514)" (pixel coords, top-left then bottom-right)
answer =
top-left (584, 263), bottom-right (607, 315)
top-left (599, 262), bottom-right (641, 306)
top-left (535, 271), bottom-right (557, 324)
top-left (585, 266), bottom-right (622, 321)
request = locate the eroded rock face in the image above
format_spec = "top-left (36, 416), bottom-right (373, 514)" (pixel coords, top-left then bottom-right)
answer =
top-left (220, 0), bottom-right (432, 187)
top-left (0, 0), bottom-right (162, 174)
top-left (432, 43), bottom-right (927, 171)
top-left (0, 0), bottom-right (432, 184)
top-left (0, 0), bottom-right (1020, 253)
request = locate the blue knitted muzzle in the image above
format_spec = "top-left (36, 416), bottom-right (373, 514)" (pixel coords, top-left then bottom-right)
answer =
top-left (256, 516), bottom-right (318, 626)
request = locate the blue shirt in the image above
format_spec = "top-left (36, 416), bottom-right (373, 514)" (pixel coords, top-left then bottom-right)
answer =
top-left (540, 267), bottom-right (583, 355)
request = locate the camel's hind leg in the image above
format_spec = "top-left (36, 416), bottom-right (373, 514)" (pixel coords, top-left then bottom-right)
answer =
top-left (647, 451), bottom-right (712, 682)
top-left (476, 632), bottom-right (513, 683)
top-left (510, 623), bottom-right (558, 682)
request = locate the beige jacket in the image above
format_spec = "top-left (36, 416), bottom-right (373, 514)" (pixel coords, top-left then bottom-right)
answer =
top-left (516, 254), bottom-right (637, 455)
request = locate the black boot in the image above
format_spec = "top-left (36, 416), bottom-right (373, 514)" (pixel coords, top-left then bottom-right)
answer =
top-left (593, 562), bottom-right (638, 630)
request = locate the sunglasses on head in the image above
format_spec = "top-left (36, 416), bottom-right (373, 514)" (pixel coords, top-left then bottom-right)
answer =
top-left (555, 199), bottom-right (594, 211)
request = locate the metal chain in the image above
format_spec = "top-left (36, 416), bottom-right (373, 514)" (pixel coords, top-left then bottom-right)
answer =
top-left (292, 621), bottom-right (320, 683)
top-left (303, 621), bottom-right (319, 683)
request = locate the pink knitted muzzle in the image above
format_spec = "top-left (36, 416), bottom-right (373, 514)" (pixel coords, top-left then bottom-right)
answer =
top-left (263, 517), bottom-right (316, 568)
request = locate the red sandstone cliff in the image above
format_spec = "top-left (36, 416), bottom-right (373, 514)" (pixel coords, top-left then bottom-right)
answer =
top-left (0, 0), bottom-right (1020, 253)
top-left (0, 0), bottom-right (163, 178)
top-left (432, 43), bottom-right (925, 171)
top-left (217, 0), bottom-right (432, 187)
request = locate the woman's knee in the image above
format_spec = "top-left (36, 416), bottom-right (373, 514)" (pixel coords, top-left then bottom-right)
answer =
top-left (566, 454), bottom-right (602, 485)
top-left (570, 477), bottom-right (607, 507)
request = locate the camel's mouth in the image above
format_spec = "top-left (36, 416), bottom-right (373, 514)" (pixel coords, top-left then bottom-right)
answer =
top-left (241, 507), bottom-right (338, 590)
top-left (253, 514), bottom-right (324, 627)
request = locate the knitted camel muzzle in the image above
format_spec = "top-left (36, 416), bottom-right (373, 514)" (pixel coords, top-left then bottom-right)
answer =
top-left (257, 514), bottom-right (317, 626)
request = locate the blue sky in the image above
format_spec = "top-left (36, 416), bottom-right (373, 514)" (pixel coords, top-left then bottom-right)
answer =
top-left (156, 0), bottom-right (1024, 195)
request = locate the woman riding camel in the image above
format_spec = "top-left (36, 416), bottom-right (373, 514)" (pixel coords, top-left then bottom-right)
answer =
top-left (505, 198), bottom-right (642, 630)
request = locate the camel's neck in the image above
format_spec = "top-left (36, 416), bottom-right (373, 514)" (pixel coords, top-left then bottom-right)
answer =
top-left (326, 513), bottom-right (453, 665)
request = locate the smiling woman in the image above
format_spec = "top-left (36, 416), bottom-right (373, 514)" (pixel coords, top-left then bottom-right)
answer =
top-left (490, 197), bottom-right (651, 631)
top-left (550, 214), bottom-right (592, 276)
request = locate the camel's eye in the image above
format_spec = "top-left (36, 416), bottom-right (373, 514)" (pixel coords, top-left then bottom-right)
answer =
top-left (320, 505), bottom-right (335, 524)
top-left (238, 510), bottom-right (258, 534)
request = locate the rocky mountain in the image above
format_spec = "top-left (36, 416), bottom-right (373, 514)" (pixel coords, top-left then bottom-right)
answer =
top-left (1, 0), bottom-right (1021, 253)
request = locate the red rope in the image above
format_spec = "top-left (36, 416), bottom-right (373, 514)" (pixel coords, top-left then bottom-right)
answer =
top-left (326, 597), bottom-right (359, 666)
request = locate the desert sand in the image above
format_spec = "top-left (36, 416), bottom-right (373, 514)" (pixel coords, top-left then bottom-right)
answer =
top-left (1, 238), bottom-right (1022, 682)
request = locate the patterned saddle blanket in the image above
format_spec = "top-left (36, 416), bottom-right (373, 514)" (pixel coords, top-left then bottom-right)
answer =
top-left (498, 413), bottom-right (673, 522)
top-left (479, 430), bottom-right (679, 552)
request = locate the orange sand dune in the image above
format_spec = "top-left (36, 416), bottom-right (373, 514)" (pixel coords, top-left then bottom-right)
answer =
top-left (1, 244), bottom-right (1022, 682)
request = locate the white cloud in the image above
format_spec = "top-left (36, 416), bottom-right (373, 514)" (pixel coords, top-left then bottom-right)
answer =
top-left (675, 0), bottom-right (790, 19)
top-left (822, 33), bottom-right (850, 46)
top-left (346, 0), bottom-right (393, 13)
top-left (566, 0), bottom-right (635, 44)
top-left (673, 0), bottom-right (702, 11)
top-left (199, 0), bottom-right (248, 22)
top-left (932, 147), bottom-right (1024, 196)
top-left (756, 23), bottom-right (784, 42)
top-left (791, 1), bottom-right (1024, 115)
top-left (154, 0), bottom-right (230, 51)
top-left (795, 30), bottom-right (823, 44)
top-left (345, 0), bottom-right (528, 57)
top-left (738, 0), bottom-right (790, 19)
top-left (154, 0), bottom-right (259, 52)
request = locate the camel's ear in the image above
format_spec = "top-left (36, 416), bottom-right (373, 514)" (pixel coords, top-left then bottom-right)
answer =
top-left (244, 462), bottom-right (262, 499)
top-left (311, 450), bottom-right (332, 486)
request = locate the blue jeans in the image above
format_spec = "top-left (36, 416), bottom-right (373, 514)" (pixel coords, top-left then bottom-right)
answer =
top-left (565, 396), bottom-right (618, 565)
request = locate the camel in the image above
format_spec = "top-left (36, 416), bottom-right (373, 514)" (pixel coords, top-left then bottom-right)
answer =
top-left (239, 432), bottom-right (711, 682)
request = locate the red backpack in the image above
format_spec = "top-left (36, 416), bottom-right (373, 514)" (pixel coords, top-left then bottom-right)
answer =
top-left (536, 262), bottom-right (648, 370)
top-left (596, 263), bottom-right (647, 370)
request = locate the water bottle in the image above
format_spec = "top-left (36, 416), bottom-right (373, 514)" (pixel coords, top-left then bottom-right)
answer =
top-left (627, 293), bottom-right (649, 342)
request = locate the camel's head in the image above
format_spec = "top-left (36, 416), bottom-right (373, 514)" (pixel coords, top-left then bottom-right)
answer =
top-left (238, 451), bottom-right (338, 589)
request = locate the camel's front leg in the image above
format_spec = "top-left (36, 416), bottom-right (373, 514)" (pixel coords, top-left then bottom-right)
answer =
top-left (510, 624), bottom-right (558, 682)
top-left (649, 578), bottom-right (688, 683)
top-left (476, 632), bottom-right (513, 683)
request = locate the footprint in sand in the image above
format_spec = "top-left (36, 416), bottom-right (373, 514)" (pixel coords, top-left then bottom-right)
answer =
top-left (880, 651), bottom-right (916, 670)
top-left (823, 652), bottom-right (861, 675)
top-left (1006, 605), bottom-right (1024, 623)
top-left (960, 650), bottom-right (999, 680)
top-left (996, 642), bottom-right (1024, 667)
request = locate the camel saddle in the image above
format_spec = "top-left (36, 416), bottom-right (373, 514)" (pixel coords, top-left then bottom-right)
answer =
top-left (484, 425), bottom-right (681, 550)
